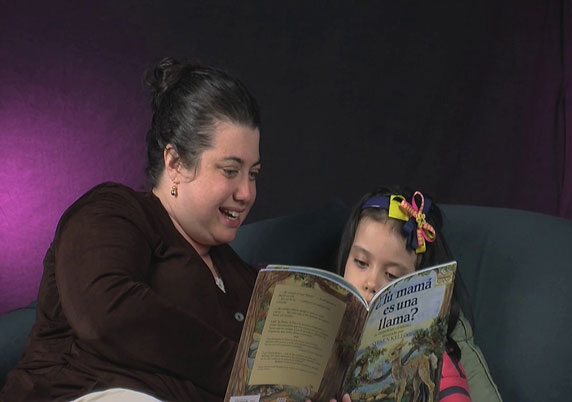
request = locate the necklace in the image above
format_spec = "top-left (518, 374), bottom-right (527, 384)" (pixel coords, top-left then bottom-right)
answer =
top-left (215, 276), bottom-right (226, 293)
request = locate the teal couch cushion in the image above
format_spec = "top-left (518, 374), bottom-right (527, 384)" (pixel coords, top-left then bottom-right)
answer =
top-left (231, 199), bottom-right (350, 269)
top-left (441, 205), bottom-right (572, 402)
top-left (0, 303), bottom-right (36, 388)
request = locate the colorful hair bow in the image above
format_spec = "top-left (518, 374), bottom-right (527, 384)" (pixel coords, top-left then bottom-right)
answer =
top-left (398, 191), bottom-right (436, 253)
top-left (361, 191), bottom-right (436, 254)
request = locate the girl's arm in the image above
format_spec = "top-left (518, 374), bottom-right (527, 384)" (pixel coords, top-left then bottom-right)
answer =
top-left (451, 312), bottom-right (502, 402)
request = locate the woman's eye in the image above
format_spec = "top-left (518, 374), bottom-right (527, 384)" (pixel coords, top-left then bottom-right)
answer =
top-left (248, 170), bottom-right (259, 181)
top-left (353, 258), bottom-right (367, 268)
top-left (223, 169), bottom-right (238, 177)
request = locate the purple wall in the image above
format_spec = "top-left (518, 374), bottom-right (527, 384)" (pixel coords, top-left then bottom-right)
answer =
top-left (0, 53), bottom-right (149, 312)
top-left (1, 1), bottom-right (570, 314)
top-left (0, 3), bottom-right (151, 313)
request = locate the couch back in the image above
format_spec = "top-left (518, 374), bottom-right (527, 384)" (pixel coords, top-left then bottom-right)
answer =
top-left (230, 201), bottom-right (572, 402)
top-left (2, 201), bottom-right (571, 399)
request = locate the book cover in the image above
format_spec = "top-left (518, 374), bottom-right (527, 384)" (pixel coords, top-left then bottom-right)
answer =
top-left (225, 261), bottom-right (456, 402)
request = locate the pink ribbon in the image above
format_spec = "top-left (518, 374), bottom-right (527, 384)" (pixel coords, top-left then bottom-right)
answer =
top-left (399, 191), bottom-right (436, 252)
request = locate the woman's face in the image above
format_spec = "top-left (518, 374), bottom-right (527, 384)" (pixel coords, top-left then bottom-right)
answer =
top-left (344, 217), bottom-right (417, 304)
top-left (172, 121), bottom-right (260, 253)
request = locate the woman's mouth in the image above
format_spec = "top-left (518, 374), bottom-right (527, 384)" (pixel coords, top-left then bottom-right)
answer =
top-left (220, 208), bottom-right (240, 220)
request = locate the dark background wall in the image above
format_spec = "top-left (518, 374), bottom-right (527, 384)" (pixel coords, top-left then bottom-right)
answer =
top-left (1, 0), bottom-right (570, 313)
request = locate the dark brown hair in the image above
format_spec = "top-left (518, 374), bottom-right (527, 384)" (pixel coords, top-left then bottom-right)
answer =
top-left (144, 57), bottom-right (260, 186)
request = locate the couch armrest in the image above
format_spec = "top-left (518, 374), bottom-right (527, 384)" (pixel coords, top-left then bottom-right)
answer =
top-left (0, 302), bottom-right (36, 388)
top-left (442, 205), bottom-right (572, 402)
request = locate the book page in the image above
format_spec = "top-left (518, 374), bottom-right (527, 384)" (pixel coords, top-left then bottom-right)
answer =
top-left (343, 262), bottom-right (456, 401)
top-left (226, 268), bottom-right (369, 402)
top-left (264, 265), bottom-right (366, 307)
top-left (249, 284), bottom-right (346, 389)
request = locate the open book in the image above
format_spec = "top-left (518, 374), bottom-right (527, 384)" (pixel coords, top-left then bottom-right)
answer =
top-left (225, 261), bottom-right (457, 402)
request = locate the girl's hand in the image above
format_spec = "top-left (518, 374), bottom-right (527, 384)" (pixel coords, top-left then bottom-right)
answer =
top-left (305, 394), bottom-right (352, 402)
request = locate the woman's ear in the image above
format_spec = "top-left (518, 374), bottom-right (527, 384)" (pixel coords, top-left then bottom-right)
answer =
top-left (163, 144), bottom-right (182, 183)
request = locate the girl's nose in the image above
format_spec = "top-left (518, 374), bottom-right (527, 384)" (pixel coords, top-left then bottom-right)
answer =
top-left (363, 277), bottom-right (379, 302)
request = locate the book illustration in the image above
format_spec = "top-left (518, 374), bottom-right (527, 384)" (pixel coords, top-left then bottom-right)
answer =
top-left (343, 265), bottom-right (454, 402)
top-left (226, 262), bottom-right (456, 402)
top-left (387, 340), bottom-right (437, 402)
top-left (344, 316), bottom-right (448, 402)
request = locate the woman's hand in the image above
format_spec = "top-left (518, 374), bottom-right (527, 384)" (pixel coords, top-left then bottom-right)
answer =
top-left (305, 393), bottom-right (352, 402)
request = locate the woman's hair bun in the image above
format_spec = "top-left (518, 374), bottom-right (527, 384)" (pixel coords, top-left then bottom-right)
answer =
top-left (145, 57), bottom-right (186, 112)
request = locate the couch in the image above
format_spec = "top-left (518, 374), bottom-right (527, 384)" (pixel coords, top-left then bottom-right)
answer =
top-left (2, 201), bottom-right (572, 401)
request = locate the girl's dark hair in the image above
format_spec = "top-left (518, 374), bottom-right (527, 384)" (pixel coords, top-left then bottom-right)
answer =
top-left (336, 185), bottom-right (470, 360)
top-left (144, 57), bottom-right (261, 186)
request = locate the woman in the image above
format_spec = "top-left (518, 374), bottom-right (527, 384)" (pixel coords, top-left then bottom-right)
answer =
top-left (0, 58), bottom-right (261, 401)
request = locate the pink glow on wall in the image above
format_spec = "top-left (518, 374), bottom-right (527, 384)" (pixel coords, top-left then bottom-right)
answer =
top-left (0, 59), bottom-right (149, 314)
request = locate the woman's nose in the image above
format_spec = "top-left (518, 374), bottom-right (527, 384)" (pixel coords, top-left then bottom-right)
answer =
top-left (234, 175), bottom-right (254, 203)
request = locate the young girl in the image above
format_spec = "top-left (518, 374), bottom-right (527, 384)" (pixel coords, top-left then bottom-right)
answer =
top-left (336, 186), bottom-right (471, 402)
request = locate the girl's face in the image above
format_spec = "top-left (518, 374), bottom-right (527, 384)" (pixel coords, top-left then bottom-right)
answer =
top-left (171, 121), bottom-right (260, 255)
top-left (344, 217), bottom-right (417, 304)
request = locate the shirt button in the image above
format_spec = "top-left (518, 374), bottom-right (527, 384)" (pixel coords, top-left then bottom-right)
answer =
top-left (234, 312), bottom-right (245, 322)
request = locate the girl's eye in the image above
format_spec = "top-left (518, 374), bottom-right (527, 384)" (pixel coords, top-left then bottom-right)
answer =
top-left (223, 169), bottom-right (238, 177)
top-left (385, 271), bottom-right (399, 281)
top-left (353, 258), bottom-right (367, 268)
